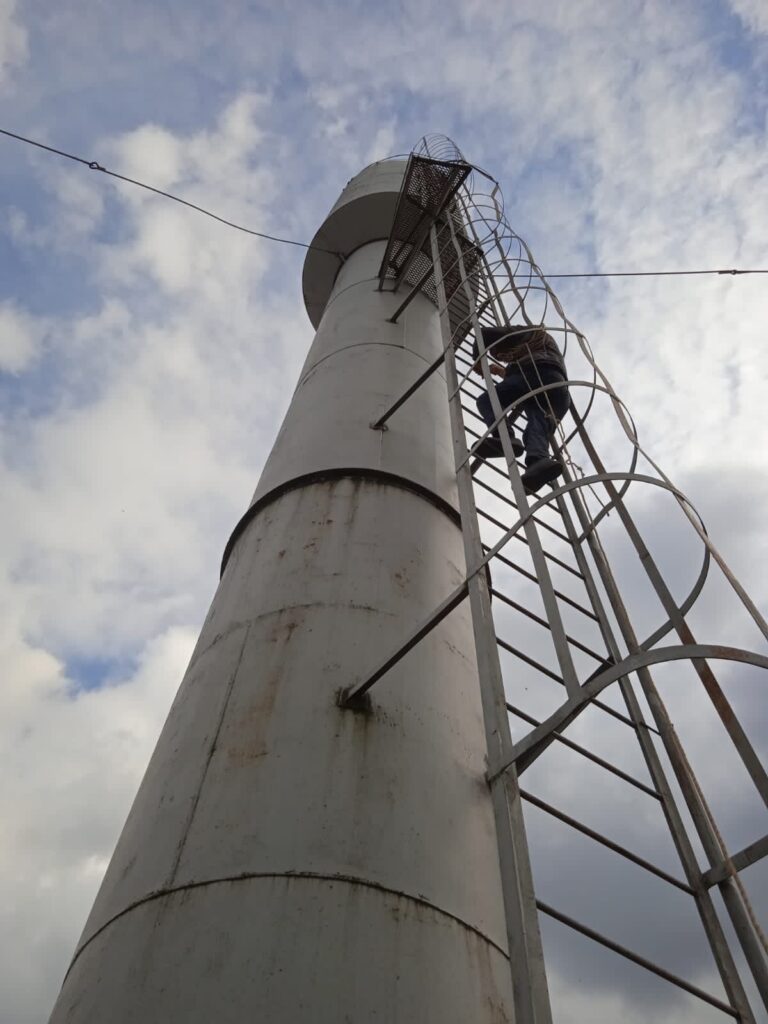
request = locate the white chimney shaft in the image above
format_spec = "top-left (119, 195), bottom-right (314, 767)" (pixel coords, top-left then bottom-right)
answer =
top-left (49, 160), bottom-right (515, 1024)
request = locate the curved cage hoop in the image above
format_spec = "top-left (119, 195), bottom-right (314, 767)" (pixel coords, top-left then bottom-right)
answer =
top-left (354, 133), bottom-right (768, 1022)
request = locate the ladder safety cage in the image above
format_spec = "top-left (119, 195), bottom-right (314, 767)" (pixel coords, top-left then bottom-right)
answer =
top-left (348, 135), bottom-right (768, 1024)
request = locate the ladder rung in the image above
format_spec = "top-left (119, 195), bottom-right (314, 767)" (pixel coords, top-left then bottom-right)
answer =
top-left (491, 588), bottom-right (608, 664)
top-left (478, 509), bottom-right (584, 580)
top-left (506, 703), bottom-right (661, 800)
top-left (535, 901), bottom-right (738, 1017)
top-left (487, 548), bottom-right (596, 621)
top-left (476, 461), bottom-right (564, 518)
top-left (496, 636), bottom-right (564, 684)
top-left (475, 485), bottom-right (572, 545)
top-left (520, 789), bottom-right (692, 892)
top-left (496, 631), bottom-right (649, 734)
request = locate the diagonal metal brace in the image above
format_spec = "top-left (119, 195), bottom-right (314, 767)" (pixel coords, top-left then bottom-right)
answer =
top-left (340, 581), bottom-right (469, 706)
top-left (702, 835), bottom-right (768, 888)
top-left (371, 351), bottom-right (446, 431)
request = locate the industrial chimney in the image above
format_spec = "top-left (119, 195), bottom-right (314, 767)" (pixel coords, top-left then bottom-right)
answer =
top-left (49, 159), bottom-right (518, 1022)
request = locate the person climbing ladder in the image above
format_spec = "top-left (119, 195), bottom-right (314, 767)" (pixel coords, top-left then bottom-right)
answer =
top-left (472, 324), bottom-right (570, 493)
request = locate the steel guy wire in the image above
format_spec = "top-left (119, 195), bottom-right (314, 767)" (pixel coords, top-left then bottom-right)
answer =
top-left (3, 126), bottom-right (768, 279)
top-left (0, 126), bottom-right (342, 257)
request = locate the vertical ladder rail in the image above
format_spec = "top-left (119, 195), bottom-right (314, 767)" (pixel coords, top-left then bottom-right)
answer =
top-left (448, 164), bottom-right (763, 1020)
top-left (553, 469), bottom-right (757, 1022)
top-left (578, 415), bottom-right (768, 808)
top-left (430, 225), bottom-right (553, 1024)
top-left (363, 139), bottom-right (767, 1020)
top-left (443, 213), bottom-right (581, 701)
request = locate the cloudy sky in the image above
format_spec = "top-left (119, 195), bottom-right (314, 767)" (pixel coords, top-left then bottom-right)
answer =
top-left (1, 0), bottom-right (766, 1021)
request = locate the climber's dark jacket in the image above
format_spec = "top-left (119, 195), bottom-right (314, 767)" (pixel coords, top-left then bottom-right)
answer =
top-left (474, 325), bottom-right (566, 378)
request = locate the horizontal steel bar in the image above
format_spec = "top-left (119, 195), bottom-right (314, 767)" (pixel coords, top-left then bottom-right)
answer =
top-left (457, 378), bottom-right (516, 414)
top-left (521, 789), bottom-right (693, 893)
top-left (474, 474), bottom-right (523, 510)
top-left (456, 354), bottom-right (481, 374)
top-left (496, 636), bottom-right (565, 684)
top-left (498, 632), bottom-right (643, 733)
top-left (460, 401), bottom-right (486, 423)
top-left (475, 480), bottom-right (561, 527)
top-left (476, 487), bottom-right (572, 546)
top-left (506, 703), bottom-right (661, 799)
top-left (454, 350), bottom-right (475, 368)
top-left (475, 478), bottom-right (572, 538)
top-left (458, 384), bottom-right (484, 404)
top-left (492, 587), bottom-right (608, 663)
top-left (371, 351), bottom-right (445, 430)
top-left (496, 643), bottom-right (768, 781)
top-left (342, 582), bottom-right (469, 704)
top-left (455, 349), bottom-right (504, 377)
top-left (703, 834), bottom-right (768, 888)
top-left (488, 549), bottom-right (590, 615)
top-left (536, 901), bottom-right (738, 1017)
top-left (477, 493), bottom-right (573, 551)
top-left (456, 375), bottom-right (486, 397)
top-left (464, 421), bottom-right (496, 440)
top-left (495, 623), bottom-right (656, 735)
top-left (454, 353), bottom-right (498, 384)
top-left (478, 509), bottom-right (584, 580)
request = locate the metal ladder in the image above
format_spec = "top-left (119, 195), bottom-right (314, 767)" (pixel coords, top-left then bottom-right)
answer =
top-left (343, 137), bottom-right (768, 1023)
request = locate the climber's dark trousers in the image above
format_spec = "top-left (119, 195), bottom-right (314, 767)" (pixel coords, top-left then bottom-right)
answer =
top-left (476, 364), bottom-right (569, 463)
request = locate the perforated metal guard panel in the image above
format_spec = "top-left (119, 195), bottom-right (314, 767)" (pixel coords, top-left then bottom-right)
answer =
top-left (378, 156), bottom-right (479, 340)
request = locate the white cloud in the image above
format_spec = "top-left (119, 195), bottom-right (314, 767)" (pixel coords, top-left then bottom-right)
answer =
top-left (2, 2), bottom-right (767, 1021)
top-left (0, 624), bottom-right (195, 1024)
top-left (0, 0), bottom-right (27, 82)
top-left (99, 94), bottom-right (275, 298)
top-left (364, 121), bottom-right (398, 164)
top-left (107, 123), bottom-right (183, 190)
top-left (0, 301), bottom-right (47, 373)
top-left (727, 0), bottom-right (768, 36)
